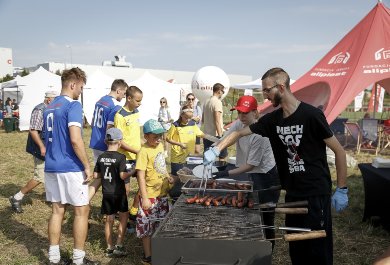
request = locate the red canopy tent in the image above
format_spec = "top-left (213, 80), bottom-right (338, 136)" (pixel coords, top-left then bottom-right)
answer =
top-left (259, 1), bottom-right (390, 123)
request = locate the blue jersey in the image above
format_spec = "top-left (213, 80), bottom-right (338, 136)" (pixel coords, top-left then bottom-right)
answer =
top-left (89, 95), bottom-right (121, 151)
top-left (43, 95), bottom-right (84, 172)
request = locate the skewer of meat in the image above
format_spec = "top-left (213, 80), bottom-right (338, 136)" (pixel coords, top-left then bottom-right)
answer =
top-left (198, 195), bottom-right (210, 204)
top-left (185, 195), bottom-right (198, 204)
top-left (212, 196), bottom-right (224, 206)
top-left (221, 194), bottom-right (230, 205)
top-left (204, 196), bottom-right (215, 206)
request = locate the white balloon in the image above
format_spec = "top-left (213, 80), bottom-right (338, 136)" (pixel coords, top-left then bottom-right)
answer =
top-left (191, 66), bottom-right (230, 103)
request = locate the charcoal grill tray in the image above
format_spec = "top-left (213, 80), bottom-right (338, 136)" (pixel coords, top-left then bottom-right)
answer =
top-left (182, 179), bottom-right (253, 194)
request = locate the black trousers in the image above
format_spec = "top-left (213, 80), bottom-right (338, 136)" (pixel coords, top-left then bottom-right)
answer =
top-left (285, 194), bottom-right (333, 265)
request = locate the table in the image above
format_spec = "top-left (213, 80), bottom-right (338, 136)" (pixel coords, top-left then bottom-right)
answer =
top-left (358, 163), bottom-right (390, 226)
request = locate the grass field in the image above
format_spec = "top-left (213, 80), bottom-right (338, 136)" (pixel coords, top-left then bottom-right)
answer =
top-left (0, 128), bottom-right (389, 265)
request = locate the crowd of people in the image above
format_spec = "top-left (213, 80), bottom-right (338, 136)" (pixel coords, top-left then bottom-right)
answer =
top-left (14, 66), bottom-right (390, 265)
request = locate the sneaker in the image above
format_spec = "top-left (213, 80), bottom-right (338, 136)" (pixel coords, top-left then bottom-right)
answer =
top-left (71, 257), bottom-right (100, 265)
top-left (113, 245), bottom-right (127, 256)
top-left (49, 259), bottom-right (70, 265)
top-left (141, 256), bottom-right (152, 265)
top-left (104, 248), bottom-right (114, 257)
top-left (9, 196), bottom-right (23, 213)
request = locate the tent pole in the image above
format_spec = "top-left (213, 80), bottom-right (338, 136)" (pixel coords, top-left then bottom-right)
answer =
top-left (373, 82), bottom-right (378, 119)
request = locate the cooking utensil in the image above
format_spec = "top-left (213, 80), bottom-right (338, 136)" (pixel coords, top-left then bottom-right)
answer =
top-left (259, 200), bottom-right (308, 209)
top-left (192, 164), bottom-right (218, 178)
top-left (262, 207), bottom-right (309, 214)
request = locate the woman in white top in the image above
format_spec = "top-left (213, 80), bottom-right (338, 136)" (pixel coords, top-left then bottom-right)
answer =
top-left (158, 97), bottom-right (173, 152)
top-left (185, 93), bottom-right (202, 154)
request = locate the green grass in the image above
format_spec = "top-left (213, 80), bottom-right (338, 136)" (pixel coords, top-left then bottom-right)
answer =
top-left (0, 128), bottom-right (389, 264)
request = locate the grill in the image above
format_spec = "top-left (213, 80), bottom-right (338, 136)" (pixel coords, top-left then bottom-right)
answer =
top-left (152, 193), bottom-right (272, 265)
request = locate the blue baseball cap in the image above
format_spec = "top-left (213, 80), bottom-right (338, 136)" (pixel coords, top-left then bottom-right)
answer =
top-left (143, 119), bottom-right (166, 134)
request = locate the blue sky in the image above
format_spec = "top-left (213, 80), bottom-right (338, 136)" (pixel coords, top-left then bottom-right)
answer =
top-left (0, 0), bottom-right (387, 80)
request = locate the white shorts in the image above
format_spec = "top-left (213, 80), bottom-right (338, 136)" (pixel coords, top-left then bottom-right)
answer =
top-left (45, 172), bottom-right (89, 206)
top-left (92, 149), bottom-right (104, 164)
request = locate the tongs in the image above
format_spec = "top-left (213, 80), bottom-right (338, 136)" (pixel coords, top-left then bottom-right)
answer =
top-left (198, 163), bottom-right (212, 196)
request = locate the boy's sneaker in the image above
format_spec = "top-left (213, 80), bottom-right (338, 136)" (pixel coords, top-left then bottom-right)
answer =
top-left (141, 256), bottom-right (152, 265)
top-left (9, 196), bottom-right (23, 213)
top-left (49, 259), bottom-right (70, 265)
top-left (104, 248), bottom-right (114, 257)
top-left (71, 257), bottom-right (100, 265)
top-left (113, 245), bottom-right (127, 256)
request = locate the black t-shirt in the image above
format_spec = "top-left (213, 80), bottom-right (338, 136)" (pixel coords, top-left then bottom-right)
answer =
top-left (249, 102), bottom-right (333, 197)
top-left (94, 151), bottom-right (127, 195)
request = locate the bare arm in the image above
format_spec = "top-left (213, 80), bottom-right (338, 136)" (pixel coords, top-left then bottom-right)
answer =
top-left (227, 164), bottom-right (255, 176)
top-left (166, 138), bottom-right (186, 149)
top-left (324, 135), bottom-right (347, 188)
top-left (137, 170), bottom-right (152, 210)
top-left (214, 111), bottom-right (223, 137)
top-left (119, 140), bottom-right (141, 154)
top-left (69, 125), bottom-right (91, 180)
top-left (30, 129), bottom-right (46, 156)
top-left (216, 126), bottom-right (253, 151)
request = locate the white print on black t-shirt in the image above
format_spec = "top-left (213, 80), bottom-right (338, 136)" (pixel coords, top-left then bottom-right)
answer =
top-left (276, 125), bottom-right (305, 173)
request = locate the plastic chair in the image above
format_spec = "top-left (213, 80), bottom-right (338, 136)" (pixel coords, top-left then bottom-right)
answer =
top-left (344, 122), bottom-right (379, 154)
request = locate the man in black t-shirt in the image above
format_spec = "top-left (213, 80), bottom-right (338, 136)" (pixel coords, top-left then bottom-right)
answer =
top-left (204, 67), bottom-right (348, 265)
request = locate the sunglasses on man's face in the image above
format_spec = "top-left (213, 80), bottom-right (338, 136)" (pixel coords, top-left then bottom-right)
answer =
top-left (187, 98), bottom-right (195, 101)
top-left (160, 101), bottom-right (166, 103)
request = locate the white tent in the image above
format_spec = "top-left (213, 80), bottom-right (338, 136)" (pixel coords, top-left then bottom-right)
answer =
top-left (128, 71), bottom-right (182, 124)
top-left (83, 70), bottom-right (116, 125)
top-left (233, 78), bottom-right (296, 91)
top-left (5, 67), bottom-right (61, 131)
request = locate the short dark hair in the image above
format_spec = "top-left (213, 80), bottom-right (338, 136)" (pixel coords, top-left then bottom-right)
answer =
top-left (261, 67), bottom-right (290, 90)
top-left (111, 79), bottom-right (128, 92)
top-left (126, 85), bottom-right (143, 98)
top-left (213, 83), bottom-right (224, 93)
top-left (61, 67), bottom-right (87, 87)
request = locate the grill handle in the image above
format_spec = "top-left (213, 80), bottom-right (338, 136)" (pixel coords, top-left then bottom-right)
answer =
top-left (284, 230), bottom-right (327, 241)
top-left (175, 256), bottom-right (242, 265)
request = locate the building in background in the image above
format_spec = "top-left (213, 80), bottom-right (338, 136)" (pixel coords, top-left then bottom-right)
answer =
top-left (0, 47), bottom-right (13, 78)
top-left (26, 55), bottom-right (251, 86)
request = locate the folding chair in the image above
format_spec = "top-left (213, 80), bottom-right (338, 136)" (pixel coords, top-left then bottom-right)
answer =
top-left (378, 123), bottom-right (390, 154)
top-left (343, 122), bottom-right (379, 154)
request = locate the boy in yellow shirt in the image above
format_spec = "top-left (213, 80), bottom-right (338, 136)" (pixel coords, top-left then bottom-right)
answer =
top-left (135, 119), bottom-right (173, 265)
top-left (166, 105), bottom-right (206, 175)
top-left (114, 85), bottom-right (143, 231)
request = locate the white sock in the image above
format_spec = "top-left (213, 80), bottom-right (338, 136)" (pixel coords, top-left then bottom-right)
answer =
top-left (13, 191), bottom-right (24, 201)
top-left (48, 245), bottom-right (60, 263)
top-left (72, 249), bottom-right (85, 265)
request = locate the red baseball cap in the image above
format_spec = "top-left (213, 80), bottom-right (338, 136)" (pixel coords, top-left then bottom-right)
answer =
top-left (230, 95), bottom-right (258, 112)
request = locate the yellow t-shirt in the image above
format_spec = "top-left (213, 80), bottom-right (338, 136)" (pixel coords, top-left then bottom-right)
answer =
top-left (166, 120), bottom-right (204, 163)
top-left (114, 107), bottom-right (141, 160)
top-left (135, 143), bottom-right (170, 198)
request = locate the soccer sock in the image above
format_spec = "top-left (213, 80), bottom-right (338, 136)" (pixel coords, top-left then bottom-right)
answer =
top-left (72, 249), bottom-right (85, 265)
top-left (48, 245), bottom-right (60, 263)
top-left (13, 191), bottom-right (24, 201)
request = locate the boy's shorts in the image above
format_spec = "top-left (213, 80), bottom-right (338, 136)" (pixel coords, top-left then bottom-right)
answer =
top-left (33, 157), bottom-right (45, 183)
top-left (101, 193), bottom-right (128, 215)
top-left (136, 197), bottom-right (170, 238)
top-left (45, 171), bottom-right (89, 206)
